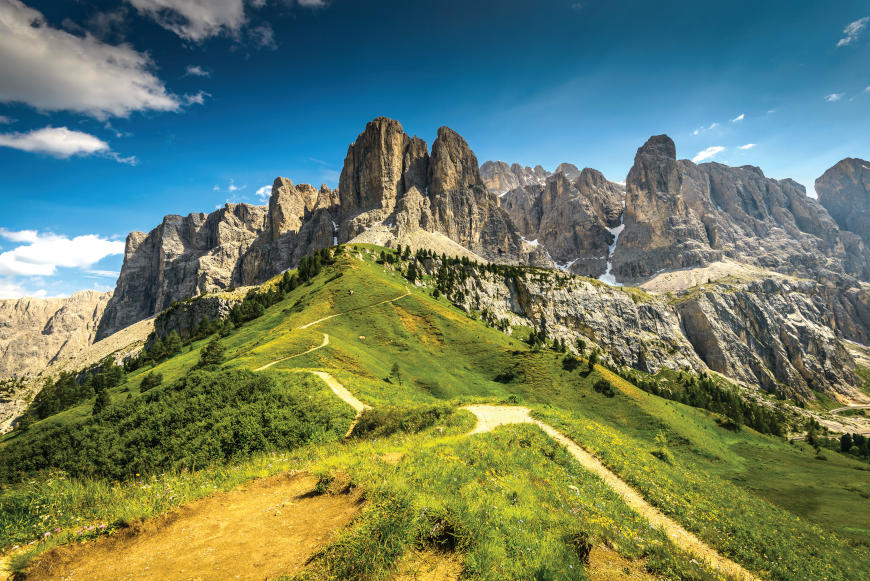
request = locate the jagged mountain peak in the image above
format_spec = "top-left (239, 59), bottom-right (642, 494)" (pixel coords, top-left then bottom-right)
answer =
top-left (636, 134), bottom-right (676, 160)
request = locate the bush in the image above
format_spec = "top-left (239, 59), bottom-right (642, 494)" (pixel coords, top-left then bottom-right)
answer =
top-left (351, 405), bottom-right (452, 439)
top-left (0, 370), bottom-right (350, 483)
top-left (593, 379), bottom-right (615, 397)
top-left (139, 372), bottom-right (163, 392)
top-left (197, 338), bottom-right (225, 368)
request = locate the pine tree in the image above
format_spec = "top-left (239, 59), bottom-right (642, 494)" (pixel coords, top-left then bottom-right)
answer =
top-left (93, 389), bottom-right (111, 415)
top-left (198, 338), bottom-right (226, 367)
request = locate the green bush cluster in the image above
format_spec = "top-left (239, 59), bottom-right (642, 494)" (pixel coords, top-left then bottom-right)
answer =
top-left (350, 405), bottom-right (453, 439)
top-left (0, 370), bottom-right (350, 483)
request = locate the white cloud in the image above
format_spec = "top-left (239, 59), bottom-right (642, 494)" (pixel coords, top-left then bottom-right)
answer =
top-left (255, 184), bottom-right (272, 201)
top-left (692, 122), bottom-right (719, 136)
top-left (0, 126), bottom-right (135, 164)
top-left (183, 90), bottom-right (209, 105)
top-left (0, 0), bottom-right (180, 119)
top-left (184, 65), bottom-right (210, 77)
top-left (249, 23), bottom-right (276, 50)
top-left (127, 0), bottom-right (246, 42)
top-left (837, 16), bottom-right (869, 47)
top-left (0, 277), bottom-right (46, 299)
top-left (865, 86), bottom-right (870, 93)
top-left (85, 269), bottom-right (120, 278)
top-left (227, 180), bottom-right (245, 192)
top-left (731, 113), bottom-right (744, 123)
top-left (0, 115), bottom-right (13, 124)
top-left (738, 143), bottom-right (756, 150)
top-left (825, 93), bottom-right (845, 102)
top-left (0, 229), bottom-right (124, 277)
top-left (692, 146), bottom-right (725, 163)
top-left (298, 0), bottom-right (327, 6)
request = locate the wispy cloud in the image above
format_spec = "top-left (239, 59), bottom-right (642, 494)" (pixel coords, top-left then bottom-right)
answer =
top-left (0, 126), bottom-right (135, 164)
top-left (837, 16), bottom-right (869, 47)
top-left (0, 0), bottom-right (179, 119)
top-left (0, 115), bottom-right (14, 125)
top-left (738, 143), bottom-right (756, 150)
top-left (692, 146), bottom-right (725, 163)
top-left (824, 92), bottom-right (845, 102)
top-left (692, 122), bottom-right (719, 136)
top-left (185, 65), bottom-right (210, 78)
top-left (127, 0), bottom-right (246, 42)
top-left (730, 113), bottom-right (744, 123)
top-left (255, 184), bottom-right (272, 201)
top-left (249, 23), bottom-right (277, 50)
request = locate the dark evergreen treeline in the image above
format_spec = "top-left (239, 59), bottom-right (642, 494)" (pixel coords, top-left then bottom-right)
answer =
top-left (614, 367), bottom-right (787, 436)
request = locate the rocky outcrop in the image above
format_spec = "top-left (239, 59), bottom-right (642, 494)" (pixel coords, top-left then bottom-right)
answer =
top-left (610, 135), bottom-right (870, 283)
top-left (480, 161), bottom-right (549, 196)
top-left (501, 168), bottom-right (625, 276)
top-left (153, 293), bottom-right (242, 342)
top-left (816, 158), bottom-right (870, 247)
top-left (98, 179), bottom-right (339, 339)
top-left (440, 262), bottom-right (860, 402)
top-left (0, 291), bottom-right (111, 379)
top-left (674, 279), bottom-right (858, 400)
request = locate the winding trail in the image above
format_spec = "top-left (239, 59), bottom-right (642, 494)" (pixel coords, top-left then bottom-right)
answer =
top-left (297, 291), bottom-right (409, 329)
top-left (829, 404), bottom-right (870, 415)
top-left (251, 290), bottom-right (758, 580)
top-left (254, 333), bottom-right (329, 371)
top-left (463, 405), bottom-right (759, 581)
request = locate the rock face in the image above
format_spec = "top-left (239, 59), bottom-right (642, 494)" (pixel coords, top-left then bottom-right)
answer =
top-left (501, 167), bottom-right (625, 276)
top-left (611, 135), bottom-right (870, 283)
top-left (480, 161), bottom-right (549, 196)
top-left (338, 118), bottom-right (538, 264)
top-left (442, 264), bottom-right (860, 402)
top-left (10, 119), bottom-right (866, 410)
top-left (816, 158), bottom-right (870, 247)
top-left (98, 181), bottom-right (338, 339)
top-left (0, 291), bottom-right (111, 378)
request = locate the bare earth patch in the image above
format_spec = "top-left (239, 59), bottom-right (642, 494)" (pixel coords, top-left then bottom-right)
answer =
top-left (588, 545), bottom-right (655, 580)
top-left (393, 549), bottom-right (463, 580)
top-left (24, 472), bottom-right (362, 581)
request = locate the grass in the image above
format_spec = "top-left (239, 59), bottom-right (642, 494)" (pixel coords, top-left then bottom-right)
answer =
top-left (3, 244), bottom-right (870, 580)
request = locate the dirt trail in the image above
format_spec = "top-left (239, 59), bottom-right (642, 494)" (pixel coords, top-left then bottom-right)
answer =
top-left (254, 333), bottom-right (329, 371)
top-left (829, 404), bottom-right (870, 414)
top-left (297, 291), bottom-right (409, 329)
top-left (463, 405), bottom-right (759, 581)
top-left (23, 472), bottom-right (361, 581)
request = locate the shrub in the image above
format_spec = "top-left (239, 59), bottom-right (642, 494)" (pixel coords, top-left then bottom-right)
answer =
top-left (593, 378), bottom-right (615, 397)
top-left (139, 372), bottom-right (163, 392)
top-left (351, 405), bottom-right (452, 439)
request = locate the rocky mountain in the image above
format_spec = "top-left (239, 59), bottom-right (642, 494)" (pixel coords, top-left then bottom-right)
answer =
top-left (480, 161), bottom-right (550, 196)
top-left (99, 117), bottom-right (544, 339)
top-left (4, 117), bottom-right (870, 411)
top-left (440, 263), bottom-right (861, 402)
top-left (97, 181), bottom-right (337, 339)
top-left (500, 167), bottom-right (625, 277)
top-left (0, 291), bottom-right (111, 379)
top-left (611, 135), bottom-right (870, 283)
top-left (816, 158), bottom-right (870, 247)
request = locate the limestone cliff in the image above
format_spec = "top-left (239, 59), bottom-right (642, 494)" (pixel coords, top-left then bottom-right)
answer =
top-left (439, 263), bottom-right (861, 402)
top-left (611, 135), bottom-right (870, 283)
top-left (500, 167), bottom-right (625, 276)
top-left (0, 291), bottom-right (111, 379)
top-left (816, 158), bottom-right (870, 247)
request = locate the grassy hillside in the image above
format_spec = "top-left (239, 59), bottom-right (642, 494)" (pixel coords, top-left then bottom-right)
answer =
top-left (2, 245), bottom-right (869, 580)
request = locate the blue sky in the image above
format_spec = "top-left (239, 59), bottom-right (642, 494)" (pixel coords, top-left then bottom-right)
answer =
top-left (0, 0), bottom-right (868, 298)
